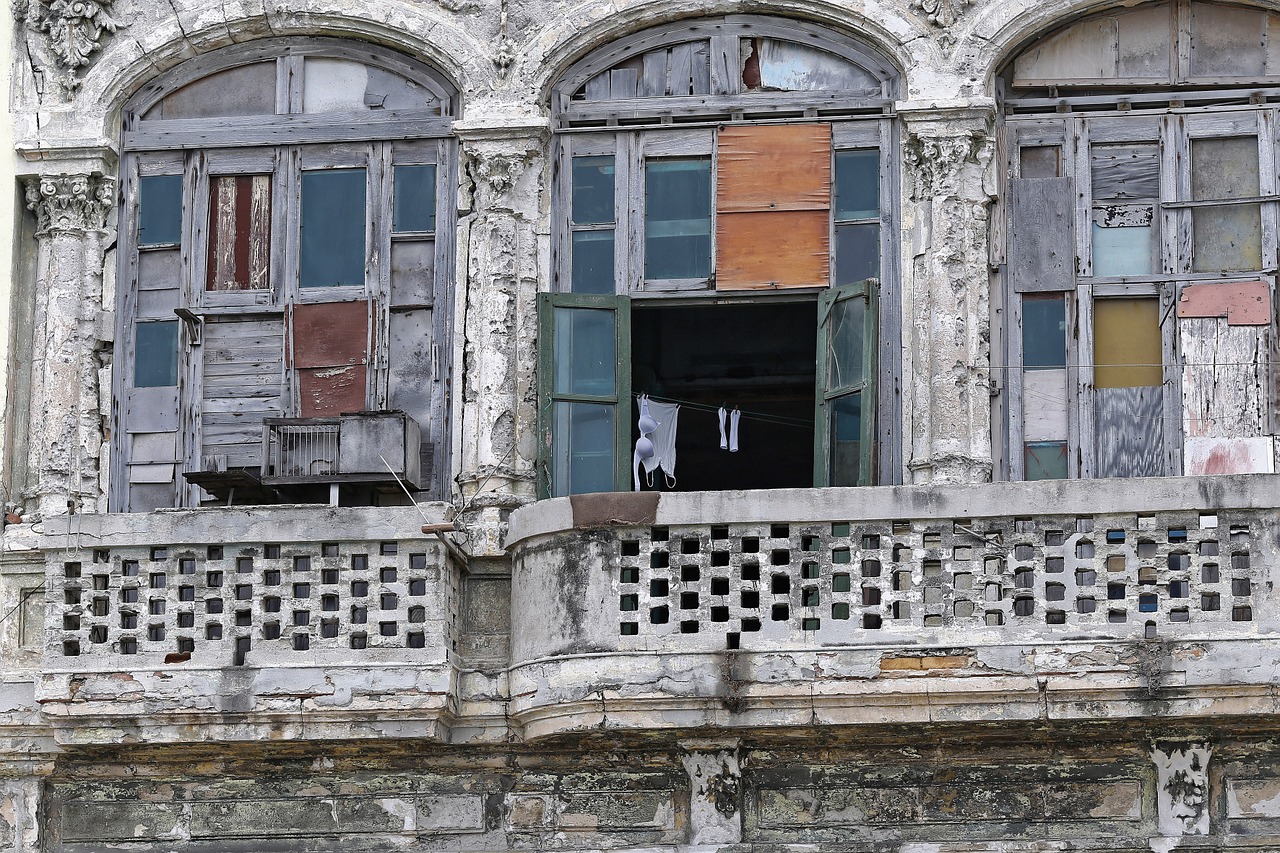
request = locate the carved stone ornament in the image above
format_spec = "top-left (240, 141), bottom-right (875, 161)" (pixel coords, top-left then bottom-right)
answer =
top-left (24, 173), bottom-right (114, 235)
top-left (1153, 741), bottom-right (1212, 836)
top-left (903, 130), bottom-right (991, 200)
top-left (912, 0), bottom-right (973, 35)
top-left (470, 151), bottom-right (526, 197)
top-left (18, 0), bottom-right (122, 85)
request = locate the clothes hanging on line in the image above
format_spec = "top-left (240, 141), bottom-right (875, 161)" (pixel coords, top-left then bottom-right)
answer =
top-left (634, 395), bottom-right (679, 490)
top-left (718, 406), bottom-right (740, 452)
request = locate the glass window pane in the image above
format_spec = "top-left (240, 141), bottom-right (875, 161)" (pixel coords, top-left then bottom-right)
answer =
top-left (1192, 204), bottom-right (1262, 272)
top-left (829, 392), bottom-right (861, 487)
top-left (393, 165), bottom-right (436, 233)
top-left (1092, 223), bottom-right (1153, 276)
top-left (1022, 295), bottom-right (1066, 369)
top-left (139, 175), bottom-right (183, 246)
top-left (1025, 441), bottom-right (1068, 480)
top-left (571, 230), bottom-right (615, 294)
top-left (1093, 297), bottom-right (1162, 388)
top-left (1192, 137), bottom-right (1258, 201)
top-left (572, 155), bottom-right (615, 225)
top-left (135, 321), bottom-right (178, 387)
top-left (300, 169), bottom-right (366, 288)
top-left (553, 306), bottom-right (615, 396)
top-left (1020, 146), bottom-right (1060, 179)
top-left (835, 223), bottom-right (879, 284)
top-left (835, 150), bottom-right (879, 219)
top-left (552, 401), bottom-right (615, 496)
top-left (644, 158), bottom-right (711, 280)
top-left (827, 296), bottom-right (865, 390)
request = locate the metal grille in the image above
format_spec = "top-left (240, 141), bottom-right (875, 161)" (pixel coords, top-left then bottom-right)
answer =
top-left (264, 420), bottom-right (340, 478)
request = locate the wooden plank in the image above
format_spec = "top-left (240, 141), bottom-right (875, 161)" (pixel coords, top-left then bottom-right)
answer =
top-left (125, 388), bottom-right (179, 432)
top-left (1179, 316), bottom-right (1268, 437)
top-left (715, 210), bottom-right (829, 289)
top-left (207, 175), bottom-right (272, 291)
top-left (124, 112), bottom-right (454, 150)
top-left (584, 72), bottom-right (610, 101)
top-left (708, 34), bottom-right (737, 96)
top-left (1008, 178), bottom-right (1075, 292)
top-left (291, 300), bottom-right (369, 368)
top-left (1023, 369), bottom-right (1069, 441)
top-left (127, 462), bottom-right (177, 484)
top-left (691, 42), bottom-right (711, 94)
top-left (1190, 2), bottom-right (1265, 77)
top-left (717, 124), bottom-right (832, 212)
top-left (138, 249), bottom-right (181, 291)
top-left (1094, 385), bottom-right (1165, 477)
top-left (609, 68), bottom-right (639, 100)
top-left (669, 44), bottom-right (694, 96)
top-left (1091, 143), bottom-right (1159, 199)
top-left (640, 50), bottom-right (666, 97)
top-left (1184, 436), bottom-right (1275, 474)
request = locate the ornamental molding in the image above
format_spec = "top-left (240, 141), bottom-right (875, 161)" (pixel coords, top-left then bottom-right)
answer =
top-left (466, 149), bottom-right (530, 197)
top-left (16, 0), bottom-right (122, 89)
top-left (24, 173), bottom-right (114, 235)
top-left (903, 129), bottom-right (992, 200)
top-left (912, 0), bottom-right (973, 44)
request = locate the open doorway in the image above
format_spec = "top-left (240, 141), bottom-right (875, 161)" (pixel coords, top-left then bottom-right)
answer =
top-left (631, 300), bottom-right (816, 491)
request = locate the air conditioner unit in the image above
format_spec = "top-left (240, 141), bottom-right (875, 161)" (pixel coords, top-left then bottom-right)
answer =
top-left (262, 411), bottom-right (422, 488)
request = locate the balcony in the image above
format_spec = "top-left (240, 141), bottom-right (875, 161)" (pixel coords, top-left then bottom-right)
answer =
top-left (37, 504), bottom-right (460, 745)
top-left (506, 475), bottom-right (1280, 740)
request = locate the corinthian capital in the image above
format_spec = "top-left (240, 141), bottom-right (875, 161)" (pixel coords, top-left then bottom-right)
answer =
top-left (24, 173), bottom-right (114, 235)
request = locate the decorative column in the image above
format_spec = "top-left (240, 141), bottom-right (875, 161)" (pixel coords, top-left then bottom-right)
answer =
top-left (453, 118), bottom-right (548, 555)
top-left (21, 169), bottom-right (114, 520)
top-left (680, 739), bottom-right (743, 845)
top-left (899, 102), bottom-right (996, 485)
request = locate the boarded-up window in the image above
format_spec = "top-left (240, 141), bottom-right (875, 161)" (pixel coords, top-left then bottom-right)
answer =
top-left (1094, 297), bottom-right (1162, 388)
top-left (207, 175), bottom-right (271, 291)
top-left (1022, 294), bottom-right (1069, 480)
top-left (1191, 137), bottom-right (1261, 272)
top-left (291, 301), bottom-right (369, 416)
top-left (1094, 297), bottom-right (1164, 479)
top-left (1092, 143), bottom-right (1158, 277)
top-left (716, 124), bottom-right (831, 290)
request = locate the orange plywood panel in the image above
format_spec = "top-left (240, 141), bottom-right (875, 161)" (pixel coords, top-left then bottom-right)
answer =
top-left (1177, 280), bottom-right (1270, 325)
top-left (716, 210), bottom-right (830, 290)
top-left (717, 124), bottom-right (832, 213)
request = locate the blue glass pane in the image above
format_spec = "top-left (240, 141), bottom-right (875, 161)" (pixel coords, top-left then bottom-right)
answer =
top-left (393, 165), bottom-right (436, 233)
top-left (300, 169), bottom-right (366, 288)
top-left (835, 150), bottom-right (879, 220)
top-left (139, 175), bottom-right (183, 246)
top-left (571, 230), bottom-right (615, 294)
top-left (1025, 441), bottom-right (1068, 480)
top-left (553, 307), bottom-right (615, 396)
top-left (552, 401), bottom-right (615, 496)
top-left (835, 223), bottom-right (879, 284)
top-left (135, 321), bottom-right (178, 387)
top-left (1022, 295), bottom-right (1066, 368)
top-left (645, 158), bottom-right (711, 280)
top-left (1093, 224), bottom-right (1152, 276)
top-left (572, 156), bottom-right (615, 225)
top-left (829, 392), bottom-right (861, 486)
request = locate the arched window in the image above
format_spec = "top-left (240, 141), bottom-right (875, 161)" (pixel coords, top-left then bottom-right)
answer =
top-left (999, 1), bottom-right (1280, 481)
top-left (114, 39), bottom-right (457, 511)
top-left (540, 16), bottom-right (900, 496)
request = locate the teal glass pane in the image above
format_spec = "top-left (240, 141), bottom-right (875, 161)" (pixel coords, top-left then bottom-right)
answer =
top-left (827, 296), bottom-right (865, 390)
top-left (835, 150), bottom-right (879, 220)
top-left (835, 223), bottom-right (879, 284)
top-left (552, 401), bottom-right (615, 496)
top-left (572, 155), bottom-right (614, 225)
top-left (553, 307), bottom-right (615, 396)
top-left (1092, 224), bottom-right (1152, 276)
top-left (300, 169), bottom-right (366, 287)
top-left (135, 321), bottom-right (178, 387)
top-left (645, 158), bottom-right (711, 280)
top-left (392, 165), bottom-right (436, 233)
top-left (1025, 441), bottom-right (1068, 480)
top-left (571, 230), bottom-right (615, 294)
top-left (1022, 295), bottom-right (1066, 368)
top-left (139, 175), bottom-right (183, 246)
top-left (829, 392), bottom-right (861, 487)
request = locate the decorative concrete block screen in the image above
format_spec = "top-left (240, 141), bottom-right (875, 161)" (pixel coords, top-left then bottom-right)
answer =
top-left (49, 538), bottom-right (459, 663)
top-left (614, 511), bottom-right (1261, 647)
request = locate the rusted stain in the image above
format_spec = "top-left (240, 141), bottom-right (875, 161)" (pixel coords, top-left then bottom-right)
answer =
top-left (291, 301), bottom-right (370, 368)
top-left (298, 365), bottom-right (367, 417)
top-left (1177, 280), bottom-right (1270, 325)
top-left (570, 491), bottom-right (659, 528)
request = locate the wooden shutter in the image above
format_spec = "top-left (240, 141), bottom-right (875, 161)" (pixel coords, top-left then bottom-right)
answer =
top-left (290, 300), bottom-right (370, 416)
top-left (1008, 177), bottom-right (1074, 292)
top-left (716, 124), bottom-right (831, 290)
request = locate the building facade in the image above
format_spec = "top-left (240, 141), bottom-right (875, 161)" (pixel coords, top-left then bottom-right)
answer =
top-left (2, 0), bottom-right (1280, 848)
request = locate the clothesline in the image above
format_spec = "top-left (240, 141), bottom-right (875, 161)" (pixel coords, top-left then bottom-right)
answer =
top-left (637, 392), bottom-right (814, 429)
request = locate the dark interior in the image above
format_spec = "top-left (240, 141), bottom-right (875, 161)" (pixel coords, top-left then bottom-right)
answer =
top-left (631, 300), bottom-right (816, 492)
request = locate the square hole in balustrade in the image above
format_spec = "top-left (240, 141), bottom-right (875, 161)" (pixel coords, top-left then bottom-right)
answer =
top-left (91, 597), bottom-right (109, 616)
top-left (1202, 592), bottom-right (1220, 611)
top-left (1076, 541), bottom-right (1095, 558)
top-left (711, 577), bottom-right (729, 596)
top-left (380, 593), bottom-right (397, 610)
top-left (953, 546), bottom-right (972, 561)
top-left (862, 587), bottom-right (881, 606)
top-left (726, 632), bottom-right (741, 649)
top-left (179, 558), bottom-right (196, 575)
top-left (861, 559), bottom-right (881, 578)
top-left (380, 542), bottom-right (398, 556)
top-left (1231, 553), bottom-right (1251, 570)
top-left (650, 605), bottom-right (669, 624)
top-left (893, 571), bottom-right (912, 592)
top-left (833, 573), bottom-right (851, 592)
top-left (351, 605), bottom-right (367, 623)
top-left (177, 637), bottom-right (194, 653)
top-left (1105, 530), bottom-right (1125, 545)
top-left (620, 594), bottom-right (638, 612)
top-left (1076, 569), bottom-right (1096, 586)
top-left (771, 574), bottom-right (790, 594)
top-left (651, 526), bottom-right (670, 542)
top-left (681, 565), bottom-right (700, 582)
top-left (711, 606), bottom-right (729, 622)
top-left (350, 633), bottom-right (367, 649)
top-left (1230, 525), bottom-right (1250, 541)
top-left (1169, 608), bottom-right (1189, 622)
top-left (1045, 610), bottom-right (1066, 624)
top-left (149, 599), bottom-right (165, 616)
top-left (1138, 593), bottom-right (1157, 613)
top-left (1145, 621), bottom-right (1157, 639)
top-left (1076, 596), bottom-right (1096, 613)
top-left (352, 555), bottom-right (369, 571)
top-left (1168, 553), bottom-right (1190, 571)
top-left (1137, 541), bottom-right (1157, 558)
top-left (379, 621), bottom-right (397, 636)
top-left (351, 581), bottom-right (369, 597)
top-left (741, 590), bottom-right (760, 608)
top-left (64, 589), bottom-right (81, 605)
top-left (1105, 556), bottom-right (1125, 574)
top-left (802, 617), bottom-right (820, 631)
top-left (711, 551), bottom-right (730, 567)
top-left (680, 591), bottom-right (699, 610)
top-left (768, 524), bottom-right (788, 539)
top-left (924, 614), bottom-right (943, 627)
top-left (294, 556), bottom-right (311, 572)
top-left (1013, 597), bottom-right (1034, 617)
top-left (681, 538), bottom-right (700, 554)
top-left (771, 549), bottom-right (791, 566)
top-left (1046, 557), bottom-right (1064, 574)
top-left (322, 594), bottom-right (339, 612)
top-left (236, 557), bottom-right (253, 573)
top-left (620, 567), bottom-right (639, 584)
top-left (408, 578), bottom-right (427, 595)
top-left (831, 602), bottom-right (850, 620)
top-left (986, 611), bottom-right (1004, 626)
top-left (650, 578), bottom-right (669, 597)
top-left (294, 583), bottom-right (311, 598)
top-left (924, 560), bottom-right (943, 578)
top-left (207, 546), bottom-right (224, 561)
top-left (1014, 544), bottom-right (1034, 560)
top-left (1169, 579), bottom-right (1189, 598)
top-left (1015, 569), bottom-right (1034, 589)
top-left (833, 522), bottom-right (852, 537)
top-left (62, 614), bottom-right (80, 630)
top-left (1076, 518), bottom-right (1094, 533)
top-left (1014, 518), bottom-right (1033, 534)
top-left (985, 557), bottom-right (1004, 575)
top-left (859, 534), bottom-right (880, 551)
top-left (651, 551), bottom-right (669, 569)
top-left (801, 562), bottom-right (819, 579)
top-left (121, 562), bottom-right (138, 578)
top-left (771, 603), bottom-right (789, 621)
top-left (1107, 583), bottom-right (1126, 600)
top-left (321, 569), bottom-right (341, 585)
top-left (120, 611), bottom-right (137, 629)
top-left (293, 634), bottom-right (309, 650)
top-left (263, 621), bottom-right (281, 640)
top-left (262, 545), bottom-right (280, 559)
top-left (802, 587), bottom-right (819, 606)
top-left (1046, 583), bottom-right (1065, 601)
top-left (235, 610), bottom-right (251, 627)
top-left (89, 626), bottom-right (107, 644)
top-left (1107, 610), bottom-right (1126, 623)
top-left (893, 601), bottom-right (911, 619)
top-left (263, 570), bottom-right (281, 586)
top-left (149, 548), bottom-right (168, 562)
top-left (177, 612), bottom-right (194, 628)
top-left (206, 598), bottom-right (224, 614)
top-left (1232, 578), bottom-right (1252, 596)
top-left (1197, 513), bottom-right (1218, 530)
top-left (179, 585), bottom-right (195, 602)
top-left (322, 543), bottom-right (339, 558)
top-left (1199, 541), bottom-right (1219, 557)
top-left (206, 624), bottom-right (222, 640)
top-left (832, 548), bottom-right (851, 565)
top-left (801, 536), bottom-right (819, 552)
top-left (408, 606), bottom-right (425, 623)
top-left (120, 638), bottom-right (137, 655)
top-left (1168, 528), bottom-right (1187, 544)
top-left (679, 620), bottom-right (699, 634)
top-left (620, 622), bottom-right (639, 635)
top-left (954, 600), bottom-right (975, 617)
top-left (93, 550), bottom-right (109, 564)
top-left (741, 563), bottom-right (760, 581)
top-left (119, 588), bottom-right (138, 604)
top-left (1232, 605), bottom-right (1253, 622)
top-left (742, 617), bottom-right (761, 632)
top-left (1201, 564), bottom-right (1219, 583)
top-left (1044, 531), bottom-right (1064, 546)
top-left (711, 526), bottom-right (730, 540)
top-left (263, 596), bottom-right (281, 613)
top-left (407, 631), bottom-right (426, 648)
top-left (741, 536), bottom-right (759, 553)
top-left (235, 584), bottom-right (252, 601)
top-left (64, 562), bottom-right (81, 579)
top-left (865, 613), bottom-right (884, 629)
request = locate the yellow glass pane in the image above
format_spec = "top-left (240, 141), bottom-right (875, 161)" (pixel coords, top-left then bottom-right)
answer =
top-left (1093, 297), bottom-right (1162, 388)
